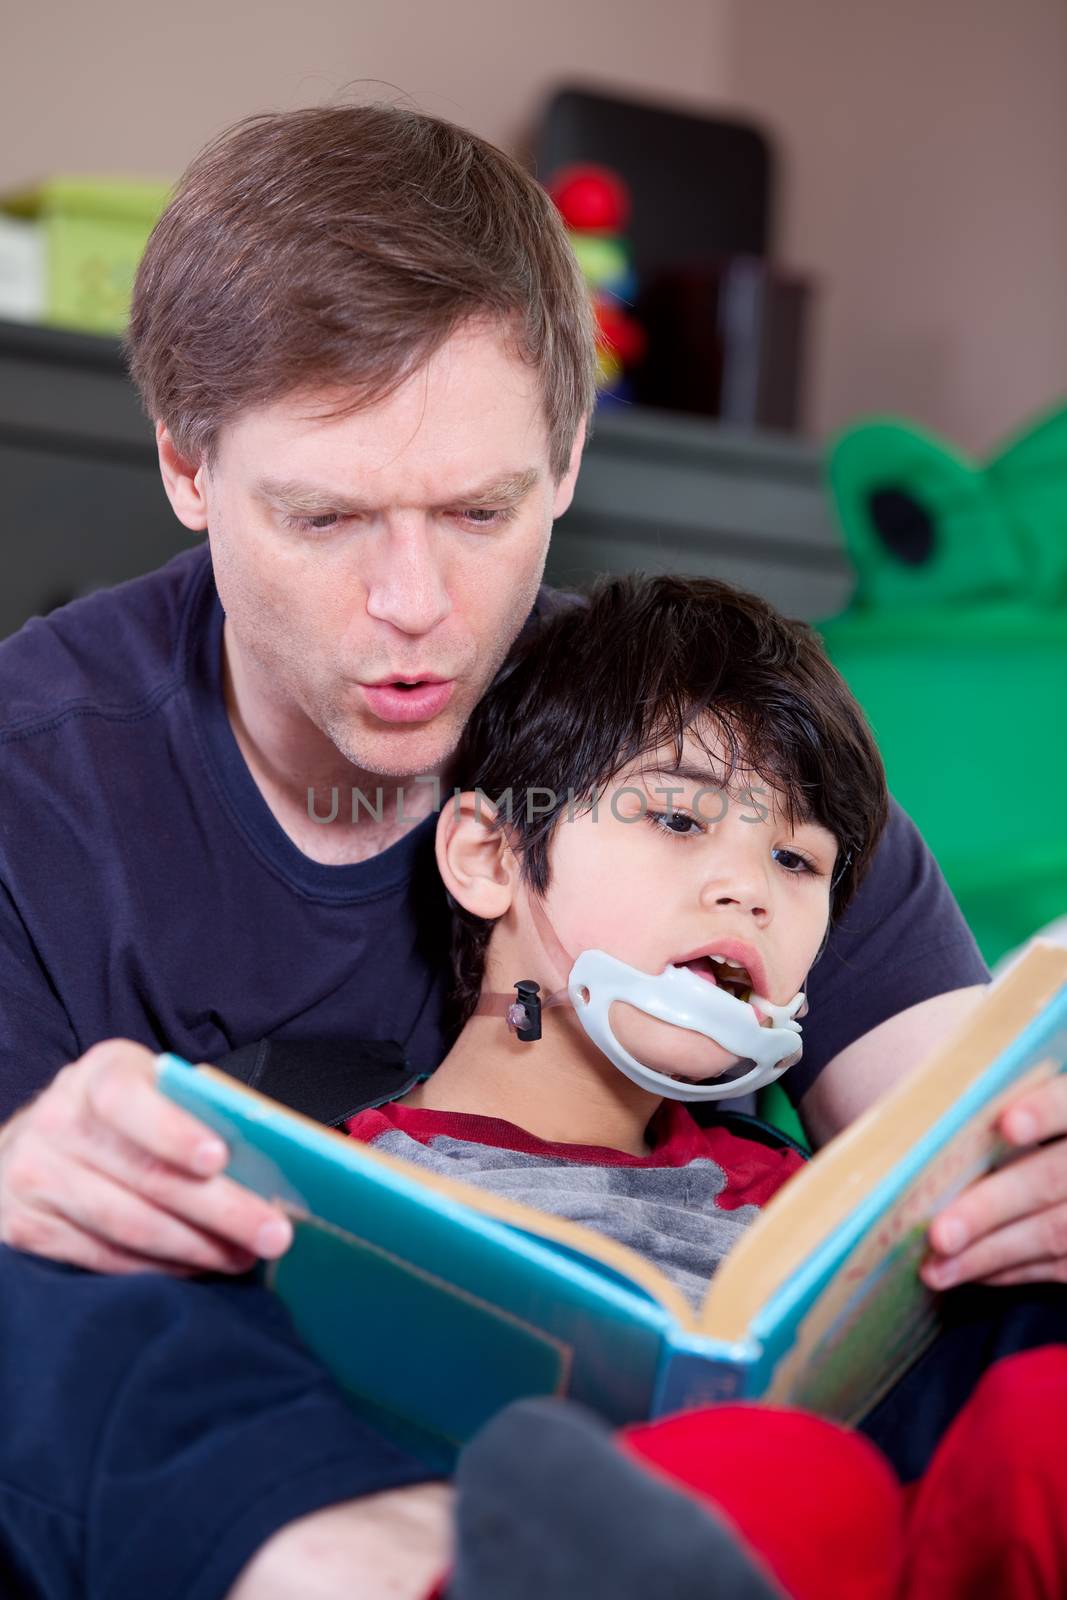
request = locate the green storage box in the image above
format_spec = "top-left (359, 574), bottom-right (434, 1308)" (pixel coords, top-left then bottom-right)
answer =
top-left (3, 177), bottom-right (171, 335)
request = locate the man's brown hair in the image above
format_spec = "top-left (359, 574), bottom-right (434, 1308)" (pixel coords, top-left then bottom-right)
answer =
top-left (125, 103), bottom-right (597, 479)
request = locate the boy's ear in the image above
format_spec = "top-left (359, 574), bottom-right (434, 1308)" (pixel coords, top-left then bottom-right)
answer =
top-left (435, 794), bottom-right (519, 920)
top-left (156, 423), bottom-right (210, 532)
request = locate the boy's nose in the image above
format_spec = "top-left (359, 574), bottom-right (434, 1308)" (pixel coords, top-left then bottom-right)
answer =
top-left (706, 889), bottom-right (770, 921)
top-left (698, 864), bottom-right (771, 922)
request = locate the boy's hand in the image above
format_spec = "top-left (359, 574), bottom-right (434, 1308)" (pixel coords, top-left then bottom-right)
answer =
top-left (922, 1075), bottom-right (1067, 1288)
top-left (0, 1039), bottom-right (292, 1275)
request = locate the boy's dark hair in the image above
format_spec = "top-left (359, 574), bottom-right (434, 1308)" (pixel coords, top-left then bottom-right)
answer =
top-left (125, 103), bottom-right (596, 482)
top-left (448, 574), bottom-right (889, 1027)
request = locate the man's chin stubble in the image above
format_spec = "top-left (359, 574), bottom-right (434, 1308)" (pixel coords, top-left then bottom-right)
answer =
top-left (320, 712), bottom-right (465, 784)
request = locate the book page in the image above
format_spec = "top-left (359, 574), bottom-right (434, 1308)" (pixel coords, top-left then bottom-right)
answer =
top-left (762, 1057), bottom-right (1056, 1420)
top-left (697, 943), bottom-right (1067, 1342)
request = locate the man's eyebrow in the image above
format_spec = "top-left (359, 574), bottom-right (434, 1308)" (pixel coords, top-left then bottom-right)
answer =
top-left (253, 468), bottom-right (542, 515)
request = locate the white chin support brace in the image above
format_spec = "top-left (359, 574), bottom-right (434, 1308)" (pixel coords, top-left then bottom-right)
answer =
top-left (475, 895), bottom-right (806, 1102)
top-left (568, 948), bottom-right (805, 1102)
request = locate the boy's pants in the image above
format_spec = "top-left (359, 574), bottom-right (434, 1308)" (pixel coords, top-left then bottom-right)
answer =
top-left (0, 1243), bottom-right (1063, 1600)
top-left (447, 1345), bottom-right (1067, 1600)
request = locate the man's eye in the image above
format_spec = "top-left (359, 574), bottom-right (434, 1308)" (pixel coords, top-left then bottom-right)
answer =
top-left (455, 507), bottom-right (517, 528)
top-left (282, 508), bottom-right (517, 533)
top-left (285, 513), bottom-right (343, 533)
top-left (772, 847), bottom-right (818, 875)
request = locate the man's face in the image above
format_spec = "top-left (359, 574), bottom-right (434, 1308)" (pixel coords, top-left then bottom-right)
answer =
top-left (512, 731), bottom-right (838, 1084)
top-left (191, 321), bottom-right (581, 779)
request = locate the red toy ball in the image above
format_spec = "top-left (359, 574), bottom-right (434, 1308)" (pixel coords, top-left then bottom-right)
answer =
top-left (594, 299), bottom-right (647, 368)
top-left (548, 164), bottom-right (630, 232)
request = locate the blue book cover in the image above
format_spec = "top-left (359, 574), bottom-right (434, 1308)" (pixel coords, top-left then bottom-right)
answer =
top-left (158, 943), bottom-right (1067, 1467)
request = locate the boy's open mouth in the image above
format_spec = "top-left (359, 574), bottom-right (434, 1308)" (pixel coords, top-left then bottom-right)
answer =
top-left (661, 955), bottom-right (771, 1079)
top-left (677, 954), bottom-right (754, 1005)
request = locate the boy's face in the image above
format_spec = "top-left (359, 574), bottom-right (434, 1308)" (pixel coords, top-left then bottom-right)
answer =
top-left (509, 733), bottom-right (838, 1085)
top-left (161, 320), bottom-right (583, 780)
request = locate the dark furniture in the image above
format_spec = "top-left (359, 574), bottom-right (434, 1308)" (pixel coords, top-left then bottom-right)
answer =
top-left (0, 320), bottom-right (850, 642)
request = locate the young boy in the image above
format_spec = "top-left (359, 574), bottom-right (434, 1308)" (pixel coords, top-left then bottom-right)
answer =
top-left (344, 571), bottom-right (885, 1303)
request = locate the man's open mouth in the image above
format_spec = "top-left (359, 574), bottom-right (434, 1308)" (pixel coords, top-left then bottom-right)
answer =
top-left (358, 678), bottom-right (456, 723)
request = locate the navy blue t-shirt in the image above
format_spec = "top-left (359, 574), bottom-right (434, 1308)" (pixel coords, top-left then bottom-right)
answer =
top-left (0, 544), bottom-right (987, 1123)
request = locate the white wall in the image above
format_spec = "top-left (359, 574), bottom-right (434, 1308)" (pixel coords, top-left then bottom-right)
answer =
top-left (0, 0), bottom-right (732, 184)
top-left (3, 0), bottom-right (1066, 452)
top-left (728, 0), bottom-right (1067, 452)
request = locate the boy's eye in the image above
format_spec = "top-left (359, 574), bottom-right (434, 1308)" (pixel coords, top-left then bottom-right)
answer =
top-left (646, 808), bottom-right (704, 838)
top-left (772, 847), bottom-right (817, 874)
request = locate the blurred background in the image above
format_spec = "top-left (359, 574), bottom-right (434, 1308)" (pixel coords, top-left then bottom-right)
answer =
top-left (1, 0), bottom-right (1065, 982)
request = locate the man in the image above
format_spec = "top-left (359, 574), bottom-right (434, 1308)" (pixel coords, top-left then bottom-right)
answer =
top-left (0, 102), bottom-right (1063, 1597)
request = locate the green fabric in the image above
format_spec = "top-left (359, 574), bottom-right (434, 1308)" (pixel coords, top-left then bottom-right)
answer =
top-left (821, 404), bottom-right (1067, 969)
top-left (757, 1082), bottom-right (809, 1151)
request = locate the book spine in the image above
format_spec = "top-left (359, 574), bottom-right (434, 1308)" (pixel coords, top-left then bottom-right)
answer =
top-left (651, 1340), bottom-right (758, 1417)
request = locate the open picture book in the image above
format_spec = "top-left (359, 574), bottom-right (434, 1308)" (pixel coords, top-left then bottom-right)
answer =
top-left (158, 942), bottom-right (1067, 1469)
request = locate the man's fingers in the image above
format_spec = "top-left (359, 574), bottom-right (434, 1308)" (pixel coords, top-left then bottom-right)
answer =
top-left (80, 1134), bottom-right (294, 1260)
top-left (5, 1118), bottom-right (288, 1268)
top-left (982, 1258), bottom-right (1067, 1287)
top-left (928, 1140), bottom-right (1067, 1258)
top-left (73, 1044), bottom-right (293, 1259)
top-left (79, 1046), bottom-right (229, 1178)
top-left (999, 1074), bottom-right (1067, 1147)
top-left (6, 1134), bottom-right (263, 1272)
top-left (922, 1197), bottom-right (1067, 1288)
top-left (44, 1158), bottom-right (264, 1273)
top-left (67, 1127), bottom-right (293, 1261)
top-left (924, 1085), bottom-right (1067, 1291)
top-left (3, 1195), bottom-right (202, 1276)
top-left (0, 1040), bottom-right (290, 1273)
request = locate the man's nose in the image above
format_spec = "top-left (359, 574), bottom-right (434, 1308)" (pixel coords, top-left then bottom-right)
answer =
top-left (364, 520), bottom-right (453, 635)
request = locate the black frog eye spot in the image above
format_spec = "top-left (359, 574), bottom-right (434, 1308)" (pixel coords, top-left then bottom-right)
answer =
top-left (867, 487), bottom-right (937, 567)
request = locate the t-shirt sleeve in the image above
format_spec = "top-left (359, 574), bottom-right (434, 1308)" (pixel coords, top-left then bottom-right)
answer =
top-left (784, 800), bottom-right (990, 1107)
top-left (0, 877), bottom-right (79, 1123)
